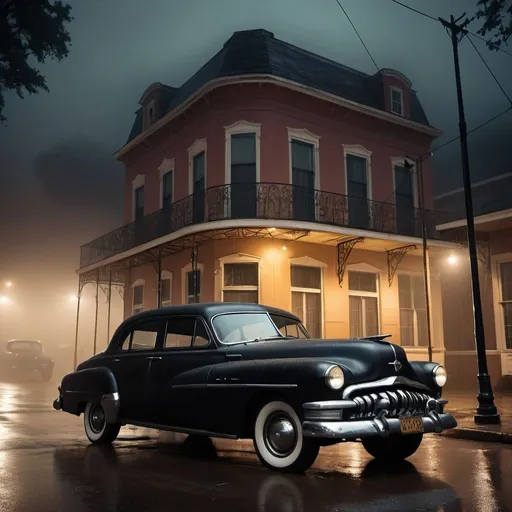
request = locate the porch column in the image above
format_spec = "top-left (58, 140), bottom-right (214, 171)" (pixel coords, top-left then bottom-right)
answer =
top-left (73, 278), bottom-right (83, 371)
top-left (107, 266), bottom-right (112, 343)
top-left (156, 253), bottom-right (162, 308)
top-left (93, 269), bottom-right (99, 355)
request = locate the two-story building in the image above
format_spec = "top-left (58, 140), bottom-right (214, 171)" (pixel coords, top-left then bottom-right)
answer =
top-left (75, 29), bottom-right (456, 367)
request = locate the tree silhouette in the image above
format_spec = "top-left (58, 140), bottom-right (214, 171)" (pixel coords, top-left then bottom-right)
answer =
top-left (475, 0), bottom-right (512, 50)
top-left (0, 0), bottom-right (73, 123)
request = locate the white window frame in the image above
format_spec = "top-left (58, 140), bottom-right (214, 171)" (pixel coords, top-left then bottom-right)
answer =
top-left (188, 138), bottom-right (207, 195)
top-left (390, 87), bottom-right (404, 116)
top-left (346, 264), bottom-right (381, 338)
top-left (160, 270), bottom-right (173, 307)
top-left (131, 278), bottom-right (145, 314)
top-left (391, 157), bottom-right (419, 208)
top-left (290, 257), bottom-right (326, 338)
top-left (219, 253), bottom-right (261, 304)
top-left (181, 261), bottom-right (205, 304)
top-left (397, 271), bottom-right (427, 347)
top-left (343, 144), bottom-right (373, 200)
top-left (158, 158), bottom-right (175, 209)
top-left (224, 121), bottom-right (261, 185)
top-left (132, 174), bottom-right (145, 221)
top-left (492, 253), bottom-right (512, 354)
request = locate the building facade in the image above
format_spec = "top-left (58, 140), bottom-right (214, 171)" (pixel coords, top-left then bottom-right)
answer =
top-left (436, 172), bottom-right (512, 390)
top-left (75, 29), bottom-right (456, 368)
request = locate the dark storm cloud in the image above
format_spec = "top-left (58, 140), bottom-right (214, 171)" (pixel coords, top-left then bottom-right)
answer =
top-left (34, 137), bottom-right (123, 211)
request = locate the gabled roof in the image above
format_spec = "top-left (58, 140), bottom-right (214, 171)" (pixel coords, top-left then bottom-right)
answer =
top-left (125, 29), bottom-right (433, 145)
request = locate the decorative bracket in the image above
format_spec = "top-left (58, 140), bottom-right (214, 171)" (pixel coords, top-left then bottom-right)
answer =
top-left (476, 242), bottom-right (491, 274)
top-left (337, 237), bottom-right (364, 287)
top-left (387, 245), bottom-right (417, 287)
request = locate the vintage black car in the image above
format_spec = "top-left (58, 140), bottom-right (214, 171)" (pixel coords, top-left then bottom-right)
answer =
top-left (53, 303), bottom-right (456, 473)
top-left (1, 339), bottom-right (54, 381)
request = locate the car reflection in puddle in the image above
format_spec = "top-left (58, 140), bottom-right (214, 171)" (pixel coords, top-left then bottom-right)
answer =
top-left (52, 437), bottom-right (462, 512)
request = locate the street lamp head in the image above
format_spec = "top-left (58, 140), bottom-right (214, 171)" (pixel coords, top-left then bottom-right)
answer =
top-left (448, 255), bottom-right (457, 265)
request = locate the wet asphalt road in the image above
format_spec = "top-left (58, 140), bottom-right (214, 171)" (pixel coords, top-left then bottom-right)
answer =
top-left (0, 381), bottom-right (511, 511)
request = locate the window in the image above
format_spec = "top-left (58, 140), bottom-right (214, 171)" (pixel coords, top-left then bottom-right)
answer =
top-left (398, 274), bottom-right (428, 347)
top-left (291, 265), bottom-right (322, 338)
top-left (162, 171), bottom-right (173, 210)
top-left (193, 151), bottom-right (205, 222)
top-left (148, 105), bottom-right (154, 124)
top-left (394, 162), bottom-right (416, 236)
top-left (132, 285), bottom-right (144, 314)
top-left (223, 262), bottom-right (259, 303)
top-left (346, 154), bottom-right (369, 229)
top-left (348, 271), bottom-right (379, 338)
top-left (391, 88), bottom-right (403, 116)
top-left (291, 139), bottom-right (315, 221)
top-left (231, 133), bottom-right (257, 218)
top-left (164, 317), bottom-right (210, 349)
top-left (499, 262), bottom-right (512, 350)
top-left (119, 319), bottom-right (163, 352)
top-left (187, 270), bottom-right (201, 304)
top-left (270, 315), bottom-right (310, 339)
top-left (134, 185), bottom-right (145, 221)
top-left (161, 278), bottom-right (171, 306)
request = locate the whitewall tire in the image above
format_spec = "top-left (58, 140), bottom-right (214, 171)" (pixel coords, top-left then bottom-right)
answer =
top-left (84, 402), bottom-right (120, 445)
top-left (253, 401), bottom-right (319, 473)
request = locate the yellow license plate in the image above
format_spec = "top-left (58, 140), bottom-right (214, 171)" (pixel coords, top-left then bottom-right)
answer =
top-left (399, 417), bottom-right (424, 434)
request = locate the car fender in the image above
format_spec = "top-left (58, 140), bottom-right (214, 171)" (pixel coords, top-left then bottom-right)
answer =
top-left (58, 367), bottom-right (119, 418)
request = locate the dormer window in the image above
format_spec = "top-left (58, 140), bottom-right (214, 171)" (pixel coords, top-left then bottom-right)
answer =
top-left (144, 100), bottom-right (156, 129)
top-left (390, 87), bottom-right (403, 116)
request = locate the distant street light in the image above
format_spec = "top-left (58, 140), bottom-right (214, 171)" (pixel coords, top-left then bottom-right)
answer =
top-left (69, 294), bottom-right (78, 302)
top-left (0, 296), bottom-right (10, 304)
top-left (5, 281), bottom-right (12, 288)
top-left (448, 255), bottom-right (457, 265)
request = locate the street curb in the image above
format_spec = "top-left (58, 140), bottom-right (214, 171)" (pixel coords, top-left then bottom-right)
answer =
top-left (438, 428), bottom-right (512, 444)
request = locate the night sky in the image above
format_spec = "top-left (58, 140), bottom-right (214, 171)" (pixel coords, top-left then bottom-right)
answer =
top-left (0, 0), bottom-right (510, 348)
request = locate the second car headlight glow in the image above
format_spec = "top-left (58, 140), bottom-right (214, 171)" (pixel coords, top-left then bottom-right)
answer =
top-left (325, 365), bottom-right (345, 390)
top-left (434, 365), bottom-right (447, 387)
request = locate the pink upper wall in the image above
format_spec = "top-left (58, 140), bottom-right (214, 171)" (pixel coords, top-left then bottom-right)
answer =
top-left (120, 83), bottom-right (436, 224)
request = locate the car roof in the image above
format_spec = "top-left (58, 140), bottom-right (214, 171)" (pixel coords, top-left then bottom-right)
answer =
top-left (260, 305), bottom-right (303, 322)
top-left (7, 339), bottom-right (41, 344)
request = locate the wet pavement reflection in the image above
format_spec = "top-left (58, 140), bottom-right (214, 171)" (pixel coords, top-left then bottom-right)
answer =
top-left (0, 380), bottom-right (510, 511)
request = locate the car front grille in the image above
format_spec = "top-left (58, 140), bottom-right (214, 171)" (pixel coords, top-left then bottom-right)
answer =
top-left (346, 389), bottom-right (431, 420)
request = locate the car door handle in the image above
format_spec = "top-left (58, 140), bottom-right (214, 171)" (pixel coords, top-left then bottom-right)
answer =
top-left (226, 353), bottom-right (242, 360)
top-left (147, 356), bottom-right (162, 360)
top-left (112, 358), bottom-right (120, 362)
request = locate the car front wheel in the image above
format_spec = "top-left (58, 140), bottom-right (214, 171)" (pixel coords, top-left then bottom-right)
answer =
top-left (84, 402), bottom-right (121, 445)
top-left (253, 400), bottom-right (319, 473)
top-left (362, 433), bottom-right (423, 461)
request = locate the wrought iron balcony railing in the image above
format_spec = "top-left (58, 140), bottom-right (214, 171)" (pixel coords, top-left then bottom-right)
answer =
top-left (80, 182), bottom-right (447, 268)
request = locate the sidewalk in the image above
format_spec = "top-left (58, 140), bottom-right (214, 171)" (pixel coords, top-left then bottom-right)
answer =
top-left (440, 392), bottom-right (512, 444)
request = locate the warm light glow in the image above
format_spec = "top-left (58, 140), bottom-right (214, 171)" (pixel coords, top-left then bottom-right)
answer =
top-left (5, 281), bottom-right (12, 288)
top-left (68, 294), bottom-right (78, 302)
top-left (0, 296), bottom-right (10, 304)
top-left (282, 245), bottom-right (287, 251)
top-left (448, 255), bottom-right (457, 265)
top-left (268, 227), bottom-right (276, 232)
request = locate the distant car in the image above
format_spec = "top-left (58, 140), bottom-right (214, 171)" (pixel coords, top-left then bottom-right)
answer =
top-left (1, 339), bottom-right (54, 381)
top-left (53, 303), bottom-right (456, 473)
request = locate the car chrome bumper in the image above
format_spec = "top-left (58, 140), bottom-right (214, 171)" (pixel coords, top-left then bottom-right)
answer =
top-left (303, 411), bottom-right (457, 440)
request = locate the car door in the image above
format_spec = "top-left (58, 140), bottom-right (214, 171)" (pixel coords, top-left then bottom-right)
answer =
top-left (146, 315), bottom-right (224, 430)
top-left (105, 316), bottom-right (165, 422)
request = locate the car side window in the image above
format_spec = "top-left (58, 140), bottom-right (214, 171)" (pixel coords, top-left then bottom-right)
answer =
top-left (164, 317), bottom-right (211, 349)
top-left (123, 319), bottom-right (163, 352)
top-left (271, 315), bottom-right (309, 339)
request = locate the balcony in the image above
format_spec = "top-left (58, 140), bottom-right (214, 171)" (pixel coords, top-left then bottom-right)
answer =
top-left (80, 182), bottom-right (447, 268)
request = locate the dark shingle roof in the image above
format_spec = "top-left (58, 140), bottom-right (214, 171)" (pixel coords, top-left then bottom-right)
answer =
top-left (126, 29), bottom-right (431, 144)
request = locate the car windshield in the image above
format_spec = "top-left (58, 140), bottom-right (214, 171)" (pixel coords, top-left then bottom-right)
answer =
top-left (8, 341), bottom-right (41, 353)
top-left (213, 313), bottom-right (281, 344)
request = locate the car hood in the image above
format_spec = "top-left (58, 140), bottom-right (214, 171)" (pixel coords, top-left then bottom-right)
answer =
top-left (226, 338), bottom-right (417, 382)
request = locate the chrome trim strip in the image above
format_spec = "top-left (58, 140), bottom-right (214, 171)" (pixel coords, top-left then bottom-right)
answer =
top-left (172, 383), bottom-right (298, 389)
top-left (303, 400), bottom-right (357, 410)
top-left (126, 420), bottom-right (238, 440)
top-left (303, 412), bottom-right (457, 440)
top-left (342, 376), bottom-right (432, 399)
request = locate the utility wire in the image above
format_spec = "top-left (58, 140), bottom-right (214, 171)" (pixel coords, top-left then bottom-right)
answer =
top-left (467, 34), bottom-right (512, 107)
top-left (389, 0), bottom-right (512, 59)
top-left (334, 0), bottom-right (380, 73)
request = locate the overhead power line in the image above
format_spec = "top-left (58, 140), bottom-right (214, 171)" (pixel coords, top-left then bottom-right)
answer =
top-left (467, 34), bottom-right (512, 107)
top-left (334, 0), bottom-right (380, 73)
top-left (389, 0), bottom-right (512, 59)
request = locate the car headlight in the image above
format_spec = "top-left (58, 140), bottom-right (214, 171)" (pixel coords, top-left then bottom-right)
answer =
top-left (433, 365), bottom-right (447, 387)
top-left (325, 365), bottom-right (344, 390)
